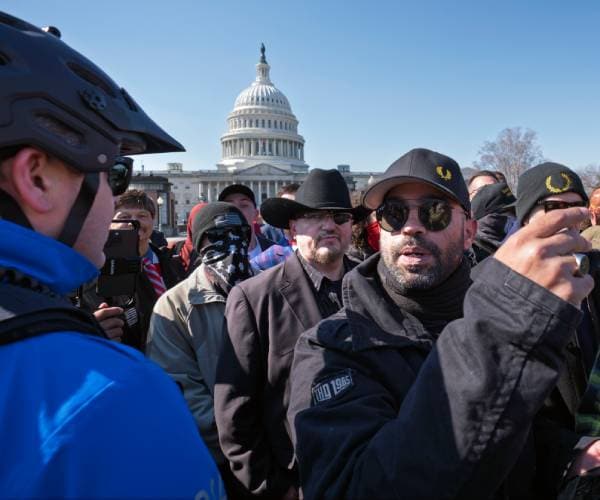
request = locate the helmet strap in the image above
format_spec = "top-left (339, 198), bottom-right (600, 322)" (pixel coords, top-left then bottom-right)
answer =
top-left (57, 172), bottom-right (100, 247)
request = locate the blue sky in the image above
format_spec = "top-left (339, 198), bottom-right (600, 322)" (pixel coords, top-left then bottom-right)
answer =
top-left (6, 1), bottom-right (599, 173)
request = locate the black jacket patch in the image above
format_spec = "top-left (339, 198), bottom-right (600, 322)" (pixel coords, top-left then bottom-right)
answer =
top-left (311, 369), bottom-right (354, 405)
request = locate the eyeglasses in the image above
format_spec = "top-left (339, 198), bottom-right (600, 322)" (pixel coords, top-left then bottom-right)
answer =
top-left (537, 200), bottom-right (587, 213)
top-left (299, 211), bottom-right (353, 225)
top-left (376, 198), bottom-right (467, 233)
top-left (108, 157), bottom-right (133, 196)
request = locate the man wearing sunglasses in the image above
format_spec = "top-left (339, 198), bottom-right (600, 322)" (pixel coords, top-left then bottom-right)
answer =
top-left (214, 168), bottom-right (361, 499)
top-left (513, 163), bottom-right (600, 494)
top-left (0, 12), bottom-right (221, 498)
top-left (287, 148), bottom-right (594, 499)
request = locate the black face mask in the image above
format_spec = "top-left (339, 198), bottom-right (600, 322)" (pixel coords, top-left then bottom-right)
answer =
top-left (200, 225), bottom-right (253, 295)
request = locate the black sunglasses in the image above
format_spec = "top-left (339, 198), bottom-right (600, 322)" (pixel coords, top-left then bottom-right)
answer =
top-left (108, 157), bottom-right (133, 196)
top-left (537, 200), bottom-right (587, 213)
top-left (376, 198), bottom-right (467, 233)
top-left (205, 225), bottom-right (251, 242)
top-left (300, 211), bottom-right (353, 225)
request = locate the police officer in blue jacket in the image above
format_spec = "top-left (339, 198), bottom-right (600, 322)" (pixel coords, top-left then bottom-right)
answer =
top-left (0, 11), bottom-right (223, 498)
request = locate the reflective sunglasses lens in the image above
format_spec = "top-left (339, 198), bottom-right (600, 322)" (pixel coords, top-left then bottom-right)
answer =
top-left (377, 203), bottom-right (408, 232)
top-left (109, 160), bottom-right (132, 196)
top-left (419, 200), bottom-right (453, 231)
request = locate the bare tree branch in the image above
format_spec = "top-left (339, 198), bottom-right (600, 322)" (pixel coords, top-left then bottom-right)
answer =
top-left (474, 127), bottom-right (544, 190)
top-left (576, 163), bottom-right (600, 193)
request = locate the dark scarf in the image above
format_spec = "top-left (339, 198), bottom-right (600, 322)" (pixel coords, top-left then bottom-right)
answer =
top-left (201, 227), bottom-right (253, 296)
top-left (377, 257), bottom-right (472, 336)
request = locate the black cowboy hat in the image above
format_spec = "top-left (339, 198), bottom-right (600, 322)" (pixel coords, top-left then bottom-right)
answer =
top-left (261, 168), bottom-right (363, 229)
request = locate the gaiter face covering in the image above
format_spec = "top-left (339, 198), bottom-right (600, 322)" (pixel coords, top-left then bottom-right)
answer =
top-left (201, 224), bottom-right (253, 295)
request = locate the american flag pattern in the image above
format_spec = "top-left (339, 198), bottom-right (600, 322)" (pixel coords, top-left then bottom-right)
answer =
top-left (143, 257), bottom-right (167, 297)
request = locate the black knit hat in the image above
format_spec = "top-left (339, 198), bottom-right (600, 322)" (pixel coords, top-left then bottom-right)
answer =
top-left (191, 202), bottom-right (249, 251)
top-left (362, 148), bottom-right (470, 211)
top-left (218, 184), bottom-right (256, 206)
top-left (260, 168), bottom-right (362, 229)
top-left (471, 182), bottom-right (516, 220)
top-left (515, 162), bottom-right (588, 224)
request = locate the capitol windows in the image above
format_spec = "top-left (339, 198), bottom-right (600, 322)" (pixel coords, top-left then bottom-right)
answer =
top-left (268, 120), bottom-right (271, 128)
top-left (262, 119), bottom-right (265, 127)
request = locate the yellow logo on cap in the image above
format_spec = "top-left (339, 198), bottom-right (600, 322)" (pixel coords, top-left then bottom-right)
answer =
top-left (436, 166), bottom-right (452, 181)
top-left (546, 173), bottom-right (572, 194)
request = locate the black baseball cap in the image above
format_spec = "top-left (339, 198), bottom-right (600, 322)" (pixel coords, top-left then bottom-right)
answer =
top-left (471, 182), bottom-right (516, 220)
top-left (218, 184), bottom-right (256, 206)
top-left (191, 202), bottom-right (249, 251)
top-left (362, 148), bottom-right (470, 211)
top-left (515, 162), bottom-right (588, 224)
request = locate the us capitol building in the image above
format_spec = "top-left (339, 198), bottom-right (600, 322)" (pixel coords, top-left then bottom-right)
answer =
top-left (133, 45), bottom-right (376, 230)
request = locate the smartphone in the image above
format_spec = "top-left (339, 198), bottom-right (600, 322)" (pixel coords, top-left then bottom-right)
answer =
top-left (97, 220), bottom-right (140, 298)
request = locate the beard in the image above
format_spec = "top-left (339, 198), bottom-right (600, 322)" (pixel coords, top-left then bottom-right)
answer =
top-left (381, 234), bottom-right (464, 293)
top-left (309, 231), bottom-right (347, 265)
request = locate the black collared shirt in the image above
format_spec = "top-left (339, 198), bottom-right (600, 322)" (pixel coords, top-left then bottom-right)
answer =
top-left (297, 251), bottom-right (355, 318)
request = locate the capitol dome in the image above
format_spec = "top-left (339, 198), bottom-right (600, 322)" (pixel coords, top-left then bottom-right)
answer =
top-left (233, 79), bottom-right (291, 112)
top-left (218, 45), bottom-right (308, 173)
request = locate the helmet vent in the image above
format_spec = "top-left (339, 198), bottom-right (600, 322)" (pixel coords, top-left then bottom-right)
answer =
top-left (67, 62), bottom-right (116, 98)
top-left (34, 114), bottom-right (83, 147)
top-left (120, 88), bottom-right (138, 112)
top-left (0, 52), bottom-right (9, 66)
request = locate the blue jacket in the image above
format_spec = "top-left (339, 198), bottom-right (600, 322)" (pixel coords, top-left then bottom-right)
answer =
top-left (0, 221), bottom-right (224, 498)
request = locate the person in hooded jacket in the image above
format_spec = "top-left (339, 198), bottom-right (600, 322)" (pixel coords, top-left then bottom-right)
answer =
top-left (147, 201), bottom-right (254, 499)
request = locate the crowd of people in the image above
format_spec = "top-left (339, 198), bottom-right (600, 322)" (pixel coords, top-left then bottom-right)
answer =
top-left (3, 10), bottom-right (600, 500)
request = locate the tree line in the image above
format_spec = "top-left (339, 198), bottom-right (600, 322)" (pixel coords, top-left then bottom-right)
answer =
top-left (473, 127), bottom-right (599, 192)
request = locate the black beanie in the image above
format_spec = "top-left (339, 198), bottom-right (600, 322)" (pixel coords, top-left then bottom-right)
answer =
top-left (191, 202), bottom-right (249, 251)
top-left (515, 162), bottom-right (588, 224)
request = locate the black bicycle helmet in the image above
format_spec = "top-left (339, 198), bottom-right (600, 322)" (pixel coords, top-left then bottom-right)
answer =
top-left (0, 11), bottom-right (184, 246)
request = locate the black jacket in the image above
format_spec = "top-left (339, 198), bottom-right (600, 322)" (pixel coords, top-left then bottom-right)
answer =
top-left (287, 254), bottom-right (583, 500)
top-left (214, 253), bottom-right (352, 497)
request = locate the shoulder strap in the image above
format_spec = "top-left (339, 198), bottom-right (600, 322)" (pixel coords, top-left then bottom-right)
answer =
top-left (0, 280), bottom-right (106, 346)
